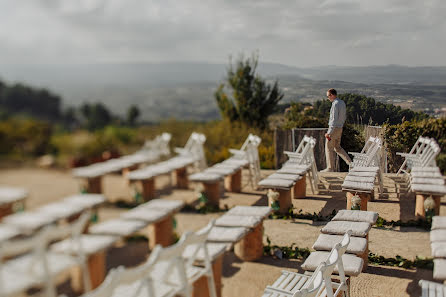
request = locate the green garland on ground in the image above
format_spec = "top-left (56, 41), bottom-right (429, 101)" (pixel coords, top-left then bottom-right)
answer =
top-left (368, 253), bottom-right (433, 270)
top-left (263, 238), bottom-right (433, 270)
top-left (268, 208), bottom-right (432, 230)
top-left (263, 237), bottom-right (311, 259)
top-left (269, 208), bottom-right (337, 221)
top-left (375, 216), bottom-right (432, 230)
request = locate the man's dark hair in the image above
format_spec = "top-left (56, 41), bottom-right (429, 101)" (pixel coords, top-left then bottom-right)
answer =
top-left (327, 88), bottom-right (337, 96)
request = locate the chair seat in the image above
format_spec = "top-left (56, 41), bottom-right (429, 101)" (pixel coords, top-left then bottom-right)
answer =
top-left (63, 194), bottom-right (106, 209)
top-left (432, 242), bottom-right (446, 258)
top-left (332, 209), bottom-right (378, 224)
top-left (189, 172), bottom-right (223, 182)
top-left (344, 175), bottom-right (375, 184)
top-left (51, 234), bottom-right (118, 255)
top-left (143, 199), bottom-right (185, 213)
top-left (301, 251), bottom-right (364, 276)
top-left (227, 206), bottom-right (272, 218)
top-left (205, 167), bottom-right (237, 176)
top-left (431, 229), bottom-right (446, 242)
top-left (342, 180), bottom-right (374, 192)
top-left (2, 212), bottom-right (56, 233)
top-left (215, 214), bottom-right (262, 228)
top-left (0, 186), bottom-right (27, 205)
top-left (37, 202), bottom-right (85, 221)
top-left (183, 242), bottom-right (228, 262)
top-left (321, 221), bottom-right (371, 237)
top-left (222, 158), bottom-right (249, 167)
top-left (0, 224), bottom-right (21, 242)
top-left (268, 173), bottom-right (302, 182)
top-left (206, 226), bottom-right (249, 243)
top-left (411, 184), bottom-right (446, 195)
top-left (259, 178), bottom-right (295, 189)
top-left (350, 167), bottom-right (379, 172)
top-left (433, 217), bottom-right (446, 230)
top-left (434, 259), bottom-right (446, 280)
top-left (89, 219), bottom-right (148, 237)
top-left (312, 234), bottom-right (367, 255)
top-left (121, 207), bottom-right (172, 223)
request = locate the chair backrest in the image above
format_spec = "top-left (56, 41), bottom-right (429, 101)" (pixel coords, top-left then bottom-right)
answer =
top-left (0, 211), bottom-right (91, 297)
top-left (114, 232), bottom-right (192, 297)
top-left (420, 138), bottom-right (440, 167)
top-left (293, 263), bottom-right (326, 297)
top-left (184, 220), bottom-right (215, 272)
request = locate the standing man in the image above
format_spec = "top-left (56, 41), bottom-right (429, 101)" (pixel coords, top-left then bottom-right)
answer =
top-left (322, 88), bottom-right (352, 172)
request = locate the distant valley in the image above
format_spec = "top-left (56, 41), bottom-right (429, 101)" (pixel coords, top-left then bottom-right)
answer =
top-left (1, 62), bottom-right (445, 121)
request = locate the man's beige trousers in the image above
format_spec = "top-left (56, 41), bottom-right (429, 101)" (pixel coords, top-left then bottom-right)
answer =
top-left (325, 127), bottom-right (352, 170)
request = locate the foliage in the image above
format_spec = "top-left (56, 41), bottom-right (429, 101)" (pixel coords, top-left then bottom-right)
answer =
top-left (375, 216), bottom-right (432, 230)
top-left (368, 253), bottom-right (433, 270)
top-left (383, 117), bottom-right (446, 173)
top-left (263, 237), bottom-right (433, 270)
top-left (0, 82), bottom-right (62, 122)
top-left (269, 208), bottom-right (338, 221)
top-left (127, 105), bottom-right (141, 126)
top-left (51, 126), bottom-right (140, 166)
top-left (282, 102), bottom-right (326, 130)
top-left (215, 54), bottom-right (284, 130)
top-left (0, 118), bottom-right (53, 157)
top-left (263, 237), bottom-right (311, 259)
top-left (80, 102), bottom-right (116, 131)
top-left (306, 93), bottom-right (428, 126)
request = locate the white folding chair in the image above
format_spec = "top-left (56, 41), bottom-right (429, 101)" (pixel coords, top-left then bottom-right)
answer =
top-left (0, 211), bottom-right (91, 297)
top-left (263, 232), bottom-right (351, 297)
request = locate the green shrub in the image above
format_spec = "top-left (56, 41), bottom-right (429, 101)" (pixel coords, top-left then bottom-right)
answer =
top-left (384, 118), bottom-right (446, 173)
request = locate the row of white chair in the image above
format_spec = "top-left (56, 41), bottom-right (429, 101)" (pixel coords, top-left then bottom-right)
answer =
top-left (77, 220), bottom-right (218, 297)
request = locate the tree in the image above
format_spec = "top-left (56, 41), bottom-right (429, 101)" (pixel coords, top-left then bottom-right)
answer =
top-left (215, 54), bottom-right (284, 129)
top-left (80, 102), bottom-right (113, 130)
top-left (127, 105), bottom-right (140, 126)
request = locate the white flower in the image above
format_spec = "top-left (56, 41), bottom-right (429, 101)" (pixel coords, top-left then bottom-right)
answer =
top-left (267, 189), bottom-right (280, 201)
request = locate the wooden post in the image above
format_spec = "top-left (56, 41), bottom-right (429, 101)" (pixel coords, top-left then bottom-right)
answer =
top-left (87, 177), bottom-right (102, 194)
top-left (176, 167), bottom-right (189, 189)
top-left (415, 194), bottom-right (426, 218)
top-left (0, 204), bottom-right (14, 220)
top-left (433, 195), bottom-right (441, 216)
top-left (71, 250), bottom-right (106, 292)
top-left (415, 194), bottom-right (441, 218)
top-left (293, 176), bottom-right (306, 199)
top-left (269, 189), bottom-right (292, 214)
top-left (192, 255), bottom-right (223, 297)
top-left (224, 169), bottom-right (242, 193)
top-left (203, 181), bottom-right (221, 207)
top-left (346, 192), bottom-right (369, 211)
top-left (149, 214), bottom-right (173, 249)
top-left (141, 178), bottom-right (156, 201)
top-left (234, 223), bottom-right (264, 261)
top-left (358, 235), bottom-right (369, 272)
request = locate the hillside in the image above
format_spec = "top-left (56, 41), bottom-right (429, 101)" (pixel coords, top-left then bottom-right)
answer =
top-left (1, 63), bottom-right (445, 121)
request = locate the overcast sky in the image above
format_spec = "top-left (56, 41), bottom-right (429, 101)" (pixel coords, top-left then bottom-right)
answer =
top-left (1, 0), bottom-right (445, 67)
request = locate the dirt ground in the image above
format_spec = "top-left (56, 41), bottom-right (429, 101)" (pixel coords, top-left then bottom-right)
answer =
top-left (0, 167), bottom-right (443, 297)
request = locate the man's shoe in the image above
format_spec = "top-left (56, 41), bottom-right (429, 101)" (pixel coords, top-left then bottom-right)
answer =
top-left (321, 168), bottom-right (333, 173)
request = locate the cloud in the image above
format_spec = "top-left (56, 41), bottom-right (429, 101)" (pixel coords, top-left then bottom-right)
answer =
top-left (0, 0), bottom-right (444, 66)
